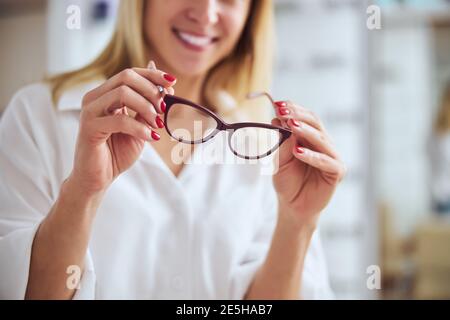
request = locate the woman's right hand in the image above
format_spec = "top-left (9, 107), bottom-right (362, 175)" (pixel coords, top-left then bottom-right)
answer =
top-left (68, 64), bottom-right (177, 196)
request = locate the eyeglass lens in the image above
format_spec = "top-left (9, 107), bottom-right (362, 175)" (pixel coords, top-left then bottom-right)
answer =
top-left (166, 103), bottom-right (282, 158)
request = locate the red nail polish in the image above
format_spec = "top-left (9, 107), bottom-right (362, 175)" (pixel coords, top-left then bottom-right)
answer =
top-left (155, 116), bottom-right (165, 129)
top-left (151, 131), bottom-right (161, 141)
top-left (291, 119), bottom-right (301, 127)
top-left (160, 100), bottom-right (167, 113)
top-left (275, 101), bottom-right (287, 108)
top-left (163, 73), bottom-right (177, 82)
top-left (279, 107), bottom-right (290, 116)
top-left (296, 146), bottom-right (304, 154)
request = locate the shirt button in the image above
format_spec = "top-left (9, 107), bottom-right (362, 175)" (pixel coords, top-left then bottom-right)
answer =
top-left (171, 276), bottom-right (184, 291)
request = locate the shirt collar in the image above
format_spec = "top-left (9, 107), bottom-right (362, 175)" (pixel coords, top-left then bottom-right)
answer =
top-left (57, 78), bottom-right (106, 111)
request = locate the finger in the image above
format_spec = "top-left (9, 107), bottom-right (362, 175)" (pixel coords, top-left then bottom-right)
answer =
top-left (100, 68), bottom-right (176, 96)
top-left (287, 118), bottom-right (338, 159)
top-left (274, 101), bottom-right (325, 132)
top-left (92, 114), bottom-right (161, 142)
top-left (83, 68), bottom-right (176, 114)
top-left (271, 118), bottom-right (282, 127)
top-left (273, 101), bottom-right (296, 130)
top-left (145, 61), bottom-right (172, 112)
top-left (123, 68), bottom-right (176, 113)
top-left (270, 102), bottom-right (289, 129)
top-left (292, 145), bottom-right (346, 182)
top-left (135, 113), bottom-right (162, 140)
top-left (146, 61), bottom-right (166, 113)
top-left (133, 68), bottom-right (177, 88)
top-left (85, 85), bottom-right (164, 130)
top-left (147, 60), bottom-right (157, 70)
top-left (271, 118), bottom-right (295, 166)
top-left (288, 102), bottom-right (325, 132)
top-left (167, 87), bottom-right (175, 95)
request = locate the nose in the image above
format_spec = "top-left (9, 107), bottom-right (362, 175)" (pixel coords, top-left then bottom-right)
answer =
top-left (186, 0), bottom-right (219, 26)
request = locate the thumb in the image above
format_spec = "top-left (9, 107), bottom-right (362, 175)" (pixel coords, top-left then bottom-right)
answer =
top-left (271, 118), bottom-right (294, 168)
top-left (147, 60), bottom-right (157, 70)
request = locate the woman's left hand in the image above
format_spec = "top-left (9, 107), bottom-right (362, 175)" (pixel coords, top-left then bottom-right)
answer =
top-left (271, 100), bottom-right (346, 230)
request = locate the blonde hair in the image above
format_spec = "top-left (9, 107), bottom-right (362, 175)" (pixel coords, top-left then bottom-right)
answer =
top-left (434, 81), bottom-right (450, 134)
top-left (47, 0), bottom-right (274, 122)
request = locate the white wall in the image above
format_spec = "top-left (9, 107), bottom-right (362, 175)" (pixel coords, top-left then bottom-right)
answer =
top-left (47, 0), bottom-right (118, 75)
top-left (0, 9), bottom-right (47, 113)
top-left (372, 18), bottom-right (434, 236)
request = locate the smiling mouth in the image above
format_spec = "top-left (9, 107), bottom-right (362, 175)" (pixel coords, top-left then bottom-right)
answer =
top-left (172, 28), bottom-right (219, 51)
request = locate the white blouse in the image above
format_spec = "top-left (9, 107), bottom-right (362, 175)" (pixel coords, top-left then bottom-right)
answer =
top-left (0, 81), bottom-right (333, 300)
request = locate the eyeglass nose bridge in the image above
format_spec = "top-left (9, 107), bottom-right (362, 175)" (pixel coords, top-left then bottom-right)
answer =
top-left (211, 125), bottom-right (238, 146)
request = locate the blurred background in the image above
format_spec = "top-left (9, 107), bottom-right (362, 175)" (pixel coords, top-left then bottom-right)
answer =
top-left (0, 0), bottom-right (449, 299)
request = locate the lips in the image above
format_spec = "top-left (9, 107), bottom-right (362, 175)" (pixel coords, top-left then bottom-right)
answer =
top-left (172, 28), bottom-right (218, 51)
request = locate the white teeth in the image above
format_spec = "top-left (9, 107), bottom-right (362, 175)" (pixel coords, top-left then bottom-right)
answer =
top-left (176, 30), bottom-right (213, 47)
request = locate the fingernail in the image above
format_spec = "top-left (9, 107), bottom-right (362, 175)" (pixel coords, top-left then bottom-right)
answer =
top-left (155, 116), bottom-right (165, 129)
top-left (275, 101), bottom-right (287, 108)
top-left (160, 100), bottom-right (167, 113)
top-left (163, 73), bottom-right (177, 82)
top-left (279, 107), bottom-right (290, 116)
top-left (151, 131), bottom-right (161, 141)
top-left (296, 146), bottom-right (304, 154)
top-left (290, 119), bottom-right (301, 127)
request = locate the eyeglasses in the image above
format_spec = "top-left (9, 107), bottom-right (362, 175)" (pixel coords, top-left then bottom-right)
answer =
top-left (162, 92), bottom-right (292, 160)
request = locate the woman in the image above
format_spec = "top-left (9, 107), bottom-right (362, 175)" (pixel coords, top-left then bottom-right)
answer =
top-left (0, 0), bottom-right (345, 299)
top-left (429, 81), bottom-right (450, 215)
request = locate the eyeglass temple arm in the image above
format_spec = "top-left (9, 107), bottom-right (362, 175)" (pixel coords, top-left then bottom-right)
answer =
top-left (246, 91), bottom-right (276, 105)
top-left (247, 91), bottom-right (293, 133)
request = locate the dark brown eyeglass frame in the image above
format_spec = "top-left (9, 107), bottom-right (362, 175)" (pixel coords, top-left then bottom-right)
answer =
top-left (163, 93), bottom-right (292, 160)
